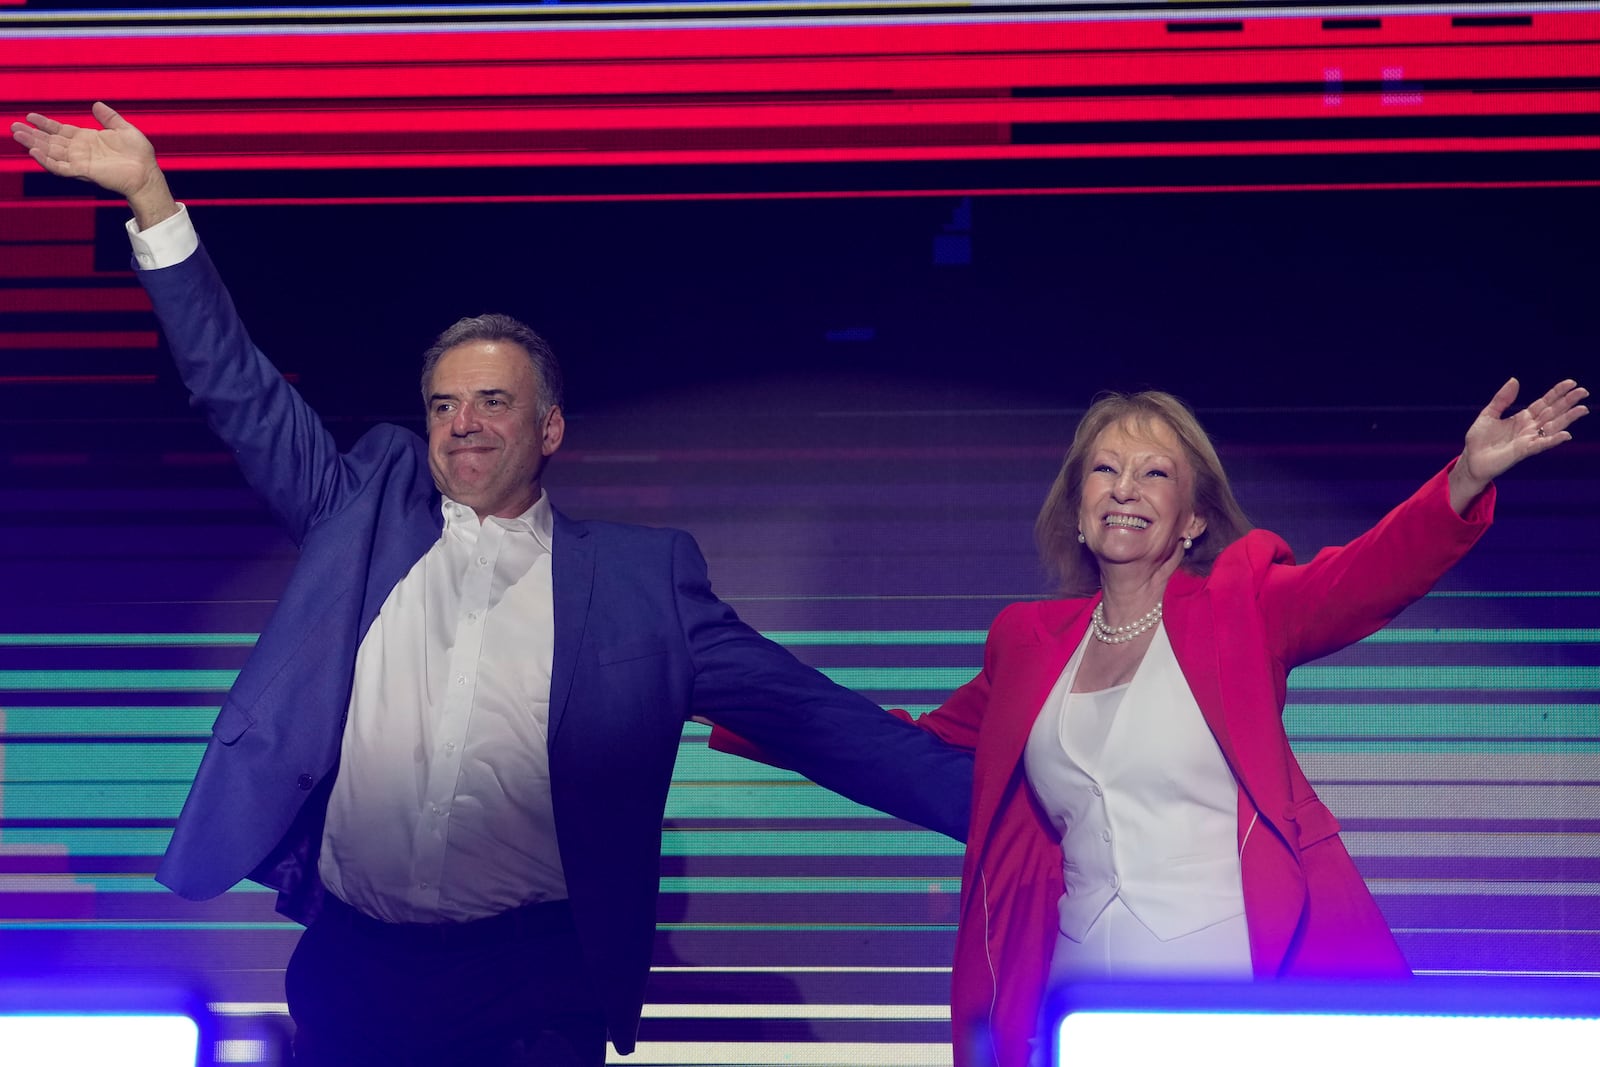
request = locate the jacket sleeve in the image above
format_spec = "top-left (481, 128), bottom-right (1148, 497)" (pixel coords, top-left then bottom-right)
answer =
top-left (138, 242), bottom-right (361, 544)
top-left (1257, 459), bottom-right (1495, 667)
top-left (675, 532), bottom-right (973, 841)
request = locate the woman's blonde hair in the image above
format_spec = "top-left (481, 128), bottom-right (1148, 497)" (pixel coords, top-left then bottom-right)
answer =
top-left (1035, 391), bottom-right (1253, 596)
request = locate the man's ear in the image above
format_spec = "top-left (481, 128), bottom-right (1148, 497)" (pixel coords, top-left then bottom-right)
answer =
top-left (542, 406), bottom-right (565, 457)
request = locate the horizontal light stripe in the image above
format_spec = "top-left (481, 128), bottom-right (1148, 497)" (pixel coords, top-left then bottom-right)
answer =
top-left (651, 966), bottom-right (951, 973)
top-left (1301, 753), bottom-right (1600, 781)
top-left (0, 670), bottom-right (238, 692)
top-left (643, 1003), bottom-right (949, 1019)
top-left (1292, 742), bottom-right (1600, 755)
top-left (661, 831), bottom-right (962, 856)
top-left (0, 634), bottom-right (257, 647)
top-left (764, 630), bottom-right (986, 646)
top-left (658, 877), bottom-right (960, 893)
top-left (607, 1042), bottom-right (951, 1066)
top-left (4, 626), bottom-right (1596, 650)
top-left (1371, 880), bottom-right (1600, 896)
top-left (1346, 832), bottom-right (1600, 859)
top-left (1318, 784), bottom-right (1600, 819)
top-left (0, 707), bottom-right (219, 736)
top-left (1362, 628), bottom-right (1600, 644)
top-left (809, 666), bottom-right (1600, 692)
top-left (1284, 705), bottom-right (1600, 739)
top-left (0, 922), bottom-right (292, 931)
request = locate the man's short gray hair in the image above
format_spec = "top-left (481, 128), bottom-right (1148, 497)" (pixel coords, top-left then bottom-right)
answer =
top-left (419, 313), bottom-right (564, 419)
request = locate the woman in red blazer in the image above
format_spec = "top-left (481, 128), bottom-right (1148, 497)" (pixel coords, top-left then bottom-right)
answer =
top-left (905, 378), bottom-right (1587, 1067)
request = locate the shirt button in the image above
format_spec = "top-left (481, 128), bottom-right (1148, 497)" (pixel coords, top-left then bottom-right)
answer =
top-left (444, 742), bottom-right (456, 754)
top-left (466, 612), bottom-right (477, 623)
top-left (477, 556), bottom-right (489, 567)
top-left (1101, 829), bottom-right (1112, 842)
top-left (1109, 875), bottom-right (1120, 889)
top-left (1091, 784), bottom-right (1103, 797)
top-left (419, 881), bottom-right (429, 890)
top-left (431, 805), bottom-right (443, 816)
top-left (296, 774), bottom-right (314, 791)
top-left (455, 674), bottom-right (467, 686)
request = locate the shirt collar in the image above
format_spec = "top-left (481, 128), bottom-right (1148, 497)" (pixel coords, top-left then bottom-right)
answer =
top-left (441, 491), bottom-right (554, 552)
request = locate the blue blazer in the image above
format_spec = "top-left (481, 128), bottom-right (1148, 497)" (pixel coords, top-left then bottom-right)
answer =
top-left (139, 245), bottom-right (972, 1052)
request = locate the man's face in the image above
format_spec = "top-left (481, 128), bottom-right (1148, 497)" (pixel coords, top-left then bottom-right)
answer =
top-left (425, 340), bottom-right (564, 521)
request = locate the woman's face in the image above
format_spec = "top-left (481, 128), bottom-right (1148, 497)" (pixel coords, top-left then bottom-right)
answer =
top-left (1077, 417), bottom-right (1207, 574)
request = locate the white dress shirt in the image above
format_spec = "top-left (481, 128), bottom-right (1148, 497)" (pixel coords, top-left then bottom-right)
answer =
top-left (321, 495), bottom-right (564, 923)
top-left (128, 207), bottom-right (567, 923)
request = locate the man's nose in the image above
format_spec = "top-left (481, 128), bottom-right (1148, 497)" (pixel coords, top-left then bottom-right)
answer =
top-left (451, 405), bottom-right (482, 436)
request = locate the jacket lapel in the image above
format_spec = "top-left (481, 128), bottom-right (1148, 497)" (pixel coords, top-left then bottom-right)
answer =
top-left (549, 509), bottom-right (595, 745)
top-left (1163, 571), bottom-right (1242, 776)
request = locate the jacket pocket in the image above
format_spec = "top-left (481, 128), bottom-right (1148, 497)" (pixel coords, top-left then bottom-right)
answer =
top-left (211, 700), bottom-right (256, 745)
top-left (595, 636), bottom-right (670, 666)
top-left (1287, 795), bottom-right (1342, 850)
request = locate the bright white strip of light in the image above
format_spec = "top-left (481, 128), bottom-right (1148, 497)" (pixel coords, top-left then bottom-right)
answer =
top-left (643, 1003), bottom-right (948, 1019)
top-left (606, 1041), bottom-right (951, 1065)
top-left (1056, 1013), bottom-right (1600, 1067)
top-left (0, 1016), bottom-right (198, 1067)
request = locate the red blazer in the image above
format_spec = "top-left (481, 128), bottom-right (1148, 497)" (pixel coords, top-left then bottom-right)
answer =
top-left (911, 463), bottom-right (1494, 1067)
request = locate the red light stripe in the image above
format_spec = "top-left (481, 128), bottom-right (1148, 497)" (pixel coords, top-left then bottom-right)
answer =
top-left (0, 245), bottom-right (104, 278)
top-left (0, 289), bottom-right (151, 313)
top-left (8, 14), bottom-right (1597, 67)
top-left (11, 178), bottom-right (1588, 212)
top-left (10, 133), bottom-right (1580, 173)
top-left (0, 332), bottom-right (159, 350)
top-left (19, 87), bottom-right (1592, 140)
top-left (0, 375), bottom-right (156, 386)
top-left (10, 43), bottom-right (1596, 102)
top-left (0, 206), bottom-right (98, 242)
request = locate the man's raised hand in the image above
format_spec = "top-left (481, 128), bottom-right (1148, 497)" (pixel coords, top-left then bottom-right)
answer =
top-left (12, 102), bottom-right (177, 229)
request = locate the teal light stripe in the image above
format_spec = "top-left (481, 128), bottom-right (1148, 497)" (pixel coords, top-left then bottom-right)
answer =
top-left (662, 924), bottom-right (955, 932)
top-left (0, 828), bottom-right (172, 856)
top-left (0, 922), bottom-right (293, 931)
top-left (0, 634), bottom-right (257, 648)
top-left (0, 670), bottom-right (238, 692)
top-left (3, 744), bottom-right (203, 782)
top-left (1291, 666), bottom-right (1600, 691)
top-left (6, 625), bottom-right (1589, 653)
top-left (661, 831), bottom-right (961, 857)
top-left (1284, 704), bottom-right (1600, 738)
top-left (0, 783), bottom-right (190, 819)
top-left (762, 630), bottom-right (985, 646)
top-left (0, 829), bottom-right (956, 859)
top-left (1290, 740), bottom-right (1600, 755)
top-left (813, 666), bottom-right (1600, 692)
top-left (664, 787), bottom-right (899, 821)
top-left (0, 708), bottom-right (218, 736)
top-left (2, 783), bottom-right (883, 821)
top-left (659, 878), bottom-right (960, 893)
top-left (1427, 591), bottom-right (1600, 598)
top-left (769, 628), bottom-right (1599, 646)
top-left (818, 668), bottom-right (979, 690)
top-left (1364, 629), bottom-right (1600, 644)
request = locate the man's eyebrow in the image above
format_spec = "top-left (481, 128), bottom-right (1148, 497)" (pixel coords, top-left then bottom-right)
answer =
top-left (428, 388), bottom-right (514, 403)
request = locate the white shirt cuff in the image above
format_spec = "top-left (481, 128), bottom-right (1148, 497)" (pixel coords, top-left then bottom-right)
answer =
top-left (126, 203), bottom-right (198, 270)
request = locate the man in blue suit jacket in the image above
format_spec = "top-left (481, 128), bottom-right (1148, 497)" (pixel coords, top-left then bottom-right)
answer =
top-left (14, 105), bottom-right (972, 1066)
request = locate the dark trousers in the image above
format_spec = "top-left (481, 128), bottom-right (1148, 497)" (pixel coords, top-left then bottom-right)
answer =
top-left (285, 894), bottom-right (607, 1067)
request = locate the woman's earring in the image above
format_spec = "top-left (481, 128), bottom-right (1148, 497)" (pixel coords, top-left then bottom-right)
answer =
top-left (1077, 531), bottom-right (1087, 544)
top-left (1183, 536), bottom-right (1194, 551)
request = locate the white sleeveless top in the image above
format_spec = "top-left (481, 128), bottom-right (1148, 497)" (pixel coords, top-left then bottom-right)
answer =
top-left (1023, 623), bottom-right (1249, 946)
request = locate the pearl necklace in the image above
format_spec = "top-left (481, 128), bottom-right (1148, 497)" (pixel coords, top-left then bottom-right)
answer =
top-left (1090, 601), bottom-right (1162, 644)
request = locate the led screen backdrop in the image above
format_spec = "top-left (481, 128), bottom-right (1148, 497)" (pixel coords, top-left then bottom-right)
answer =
top-left (1, 3), bottom-right (1598, 1065)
